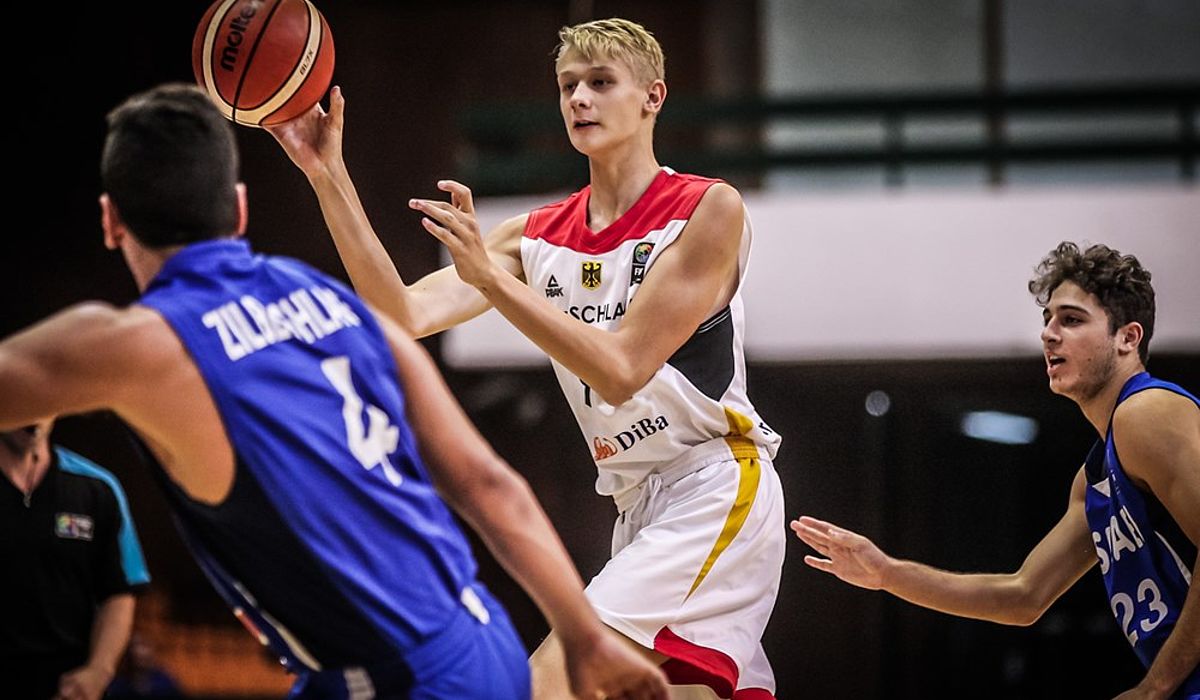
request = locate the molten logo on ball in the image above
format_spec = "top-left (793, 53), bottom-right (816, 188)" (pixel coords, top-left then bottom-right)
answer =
top-left (192, 0), bottom-right (335, 128)
top-left (219, 2), bottom-right (261, 72)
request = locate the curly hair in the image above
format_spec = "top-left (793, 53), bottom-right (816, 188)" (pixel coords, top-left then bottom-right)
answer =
top-left (1029, 242), bottom-right (1155, 362)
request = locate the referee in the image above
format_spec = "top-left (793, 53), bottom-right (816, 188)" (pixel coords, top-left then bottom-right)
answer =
top-left (1, 421), bottom-right (150, 700)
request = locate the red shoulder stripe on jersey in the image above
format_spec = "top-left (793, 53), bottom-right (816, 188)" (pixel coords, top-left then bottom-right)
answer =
top-left (523, 170), bottom-right (722, 255)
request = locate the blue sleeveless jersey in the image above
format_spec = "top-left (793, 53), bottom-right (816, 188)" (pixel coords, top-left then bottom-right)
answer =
top-left (1084, 372), bottom-right (1199, 698)
top-left (138, 239), bottom-right (482, 673)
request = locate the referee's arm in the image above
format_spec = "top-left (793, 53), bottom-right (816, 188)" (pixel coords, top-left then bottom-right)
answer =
top-left (54, 594), bottom-right (135, 700)
top-left (57, 460), bottom-right (149, 700)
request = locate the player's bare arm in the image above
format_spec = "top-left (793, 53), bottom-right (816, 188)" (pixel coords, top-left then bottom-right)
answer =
top-left (794, 466), bottom-right (1096, 626)
top-left (0, 303), bottom-right (235, 505)
top-left (1110, 390), bottom-right (1200, 699)
top-left (268, 88), bottom-right (524, 337)
top-left (376, 313), bottom-right (667, 700)
top-left (411, 180), bottom-right (744, 406)
top-left (0, 303), bottom-right (142, 425)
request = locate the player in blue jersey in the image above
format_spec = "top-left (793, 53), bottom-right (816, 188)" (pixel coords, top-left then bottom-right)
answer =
top-left (794, 242), bottom-right (1199, 699)
top-left (0, 83), bottom-right (666, 700)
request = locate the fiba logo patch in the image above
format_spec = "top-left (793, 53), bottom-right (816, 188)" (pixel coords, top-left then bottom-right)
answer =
top-left (630, 241), bottom-right (654, 285)
top-left (581, 261), bottom-right (602, 290)
top-left (55, 513), bottom-right (94, 541)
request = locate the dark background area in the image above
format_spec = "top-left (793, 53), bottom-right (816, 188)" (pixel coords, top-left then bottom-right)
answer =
top-left (8, 2), bottom-right (1197, 698)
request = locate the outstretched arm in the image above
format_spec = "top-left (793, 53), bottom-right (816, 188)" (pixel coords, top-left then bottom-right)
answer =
top-left (411, 180), bottom-right (745, 406)
top-left (377, 313), bottom-right (666, 699)
top-left (1110, 390), bottom-right (1200, 700)
top-left (267, 87), bottom-right (524, 337)
top-left (793, 466), bottom-right (1097, 626)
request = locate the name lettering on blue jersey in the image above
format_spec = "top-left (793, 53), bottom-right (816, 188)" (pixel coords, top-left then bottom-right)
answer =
top-left (202, 286), bottom-right (362, 361)
top-left (1092, 504), bottom-right (1148, 575)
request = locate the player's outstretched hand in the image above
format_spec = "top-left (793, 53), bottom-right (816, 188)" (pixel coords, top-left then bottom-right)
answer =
top-left (563, 630), bottom-right (668, 700)
top-left (791, 515), bottom-right (891, 590)
top-left (266, 85), bottom-right (346, 178)
top-left (409, 181), bottom-right (496, 289)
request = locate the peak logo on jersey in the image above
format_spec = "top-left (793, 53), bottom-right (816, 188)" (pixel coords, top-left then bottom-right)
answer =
top-left (592, 415), bottom-right (671, 460)
top-left (545, 275), bottom-right (564, 298)
top-left (581, 261), bottom-right (602, 290)
top-left (630, 241), bottom-right (654, 285)
top-left (55, 513), bottom-right (94, 541)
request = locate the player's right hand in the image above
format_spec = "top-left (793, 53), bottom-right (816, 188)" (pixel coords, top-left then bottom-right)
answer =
top-left (792, 515), bottom-right (891, 590)
top-left (265, 85), bottom-right (346, 178)
top-left (564, 630), bottom-right (668, 700)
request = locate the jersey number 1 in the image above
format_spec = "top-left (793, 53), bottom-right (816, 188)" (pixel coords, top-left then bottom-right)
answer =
top-left (321, 356), bottom-right (403, 486)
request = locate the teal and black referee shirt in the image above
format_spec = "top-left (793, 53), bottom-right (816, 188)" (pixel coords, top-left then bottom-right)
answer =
top-left (0, 446), bottom-right (150, 666)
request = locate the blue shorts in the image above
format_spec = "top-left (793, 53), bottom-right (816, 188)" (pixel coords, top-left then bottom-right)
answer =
top-left (288, 585), bottom-right (530, 699)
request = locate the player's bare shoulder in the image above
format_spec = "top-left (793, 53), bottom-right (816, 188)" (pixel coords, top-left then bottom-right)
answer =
top-left (0, 301), bottom-right (190, 419)
top-left (58, 302), bottom-right (186, 382)
top-left (1113, 387), bottom-right (1200, 438)
top-left (1111, 387), bottom-right (1200, 487)
top-left (698, 181), bottom-right (745, 214)
top-left (687, 182), bottom-right (746, 248)
top-left (697, 180), bottom-right (744, 212)
top-left (663, 181), bottom-right (745, 274)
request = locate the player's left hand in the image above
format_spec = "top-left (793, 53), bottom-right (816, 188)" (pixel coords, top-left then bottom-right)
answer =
top-left (792, 515), bottom-right (892, 590)
top-left (54, 664), bottom-right (112, 700)
top-left (266, 85), bottom-right (346, 178)
top-left (409, 181), bottom-right (497, 289)
top-left (563, 629), bottom-right (668, 700)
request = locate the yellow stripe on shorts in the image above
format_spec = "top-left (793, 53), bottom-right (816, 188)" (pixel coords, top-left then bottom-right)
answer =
top-left (685, 409), bottom-right (762, 600)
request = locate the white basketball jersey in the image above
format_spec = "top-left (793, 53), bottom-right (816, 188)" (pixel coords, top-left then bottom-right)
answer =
top-left (521, 168), bottom-right (780, 499)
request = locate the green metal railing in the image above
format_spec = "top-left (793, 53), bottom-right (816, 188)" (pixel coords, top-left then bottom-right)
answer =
top-left (457, 83), bottom-right (1199, 194)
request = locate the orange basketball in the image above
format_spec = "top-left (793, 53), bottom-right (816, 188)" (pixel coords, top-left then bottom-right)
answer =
top-left (192, 0), bottom-right (334, 128)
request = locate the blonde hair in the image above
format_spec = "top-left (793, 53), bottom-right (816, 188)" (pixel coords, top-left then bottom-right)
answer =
top-left (555, 18), bottom-right (665, 86)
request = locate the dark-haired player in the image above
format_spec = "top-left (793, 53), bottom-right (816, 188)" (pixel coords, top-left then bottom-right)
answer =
top-left (795, 242), bottom-right (1199, 699)
top-left (0, 83), bottom-right (666, 700)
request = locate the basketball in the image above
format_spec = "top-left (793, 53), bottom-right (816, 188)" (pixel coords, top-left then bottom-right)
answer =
top-left (192, 0), bottom-right (334, 128)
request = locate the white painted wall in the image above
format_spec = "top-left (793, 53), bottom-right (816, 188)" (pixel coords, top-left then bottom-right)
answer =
top-left (443, 186), bottom-right (1199, 367)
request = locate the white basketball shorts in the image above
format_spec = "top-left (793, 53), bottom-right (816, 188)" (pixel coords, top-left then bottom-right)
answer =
top-left (585, 437), bottom-right (785, 698)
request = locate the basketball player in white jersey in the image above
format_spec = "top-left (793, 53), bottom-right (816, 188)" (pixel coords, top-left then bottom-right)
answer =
top-left (270, 18), bottom-right (785, 699)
